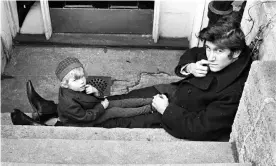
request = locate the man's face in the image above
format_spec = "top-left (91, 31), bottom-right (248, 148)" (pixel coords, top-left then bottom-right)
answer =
top-left (205, 41), bottom-right (239, 72)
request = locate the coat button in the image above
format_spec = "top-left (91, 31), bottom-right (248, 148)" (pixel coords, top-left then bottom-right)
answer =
top-left (187, 89), bottom-right (192, 94)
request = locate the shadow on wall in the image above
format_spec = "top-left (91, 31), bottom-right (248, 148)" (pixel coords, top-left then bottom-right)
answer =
top-left (1, 37), bottom-right (11, 74)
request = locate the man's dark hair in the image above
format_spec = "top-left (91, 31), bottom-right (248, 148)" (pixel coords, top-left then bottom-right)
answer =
top-left (198, 14), bottom-right (246, 53)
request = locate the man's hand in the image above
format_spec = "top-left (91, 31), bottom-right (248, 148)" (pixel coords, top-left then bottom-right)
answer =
top-left (152, 94), bottom-right (169, 115)
top-left (187, 59), bottom-right (211, 77)
top-left (101, 98), bottom-right (109, 109)
top-left (85, 84), bottom-right (100, 96)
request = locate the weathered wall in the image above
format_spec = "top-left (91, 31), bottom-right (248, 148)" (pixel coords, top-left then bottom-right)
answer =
top-left (231, 2), bottom-right (276, 165)
top-left (230, 61), bottom-right (276, 166)
top-left (1, 1), bottom-right (12, 73)
top-left (1, 1), bottom-right (19, 74)
top-left (241, 0), bottom-right (276, 61)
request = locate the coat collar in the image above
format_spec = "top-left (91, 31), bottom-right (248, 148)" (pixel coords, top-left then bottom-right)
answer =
top-left (214, 46), bottom-right (252, 92)
top-left (188, 46), bottom-right (252, 92)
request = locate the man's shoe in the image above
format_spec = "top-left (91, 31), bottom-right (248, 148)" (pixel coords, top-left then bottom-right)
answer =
top-left (11, 109), bottom-right (47, 126)
top-left (26, 80), bottom-right (58, 123)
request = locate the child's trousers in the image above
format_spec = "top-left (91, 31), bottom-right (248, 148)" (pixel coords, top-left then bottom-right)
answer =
top-left (93, 98), bottom-right (153, 124)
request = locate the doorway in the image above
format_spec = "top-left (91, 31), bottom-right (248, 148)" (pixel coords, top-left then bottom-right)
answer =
top-left (49, 1), bottom-right (154, 34)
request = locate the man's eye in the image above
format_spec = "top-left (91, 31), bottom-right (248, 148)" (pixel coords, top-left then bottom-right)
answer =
top-left (217, 49), bottom-right (223, 53)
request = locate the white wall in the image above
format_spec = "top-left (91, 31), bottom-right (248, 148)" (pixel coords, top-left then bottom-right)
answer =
top-left (158, 0), bottom-right (206, 39)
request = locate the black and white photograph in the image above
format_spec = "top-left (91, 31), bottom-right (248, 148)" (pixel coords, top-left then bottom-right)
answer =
top-left (1, 0), bottom-right (276, 165)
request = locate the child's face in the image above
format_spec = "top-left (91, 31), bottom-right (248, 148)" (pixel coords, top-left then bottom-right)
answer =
top-left (67, 71), bottom-right (87, 92)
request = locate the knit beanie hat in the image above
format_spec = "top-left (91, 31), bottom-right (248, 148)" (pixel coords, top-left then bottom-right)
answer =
top-left (87, 78), bottom-right (108, 97)
top-left (55, 57), bottom-right (83, 81)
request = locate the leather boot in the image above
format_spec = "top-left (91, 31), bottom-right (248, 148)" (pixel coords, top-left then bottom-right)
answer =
top-left (26, 80), bottom-right (58, 123)
top-left (11, 109), bottom-right (47, 126)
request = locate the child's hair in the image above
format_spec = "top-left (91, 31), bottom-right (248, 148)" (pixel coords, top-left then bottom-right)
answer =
top-left (60, 67), bottom-right (86, 88)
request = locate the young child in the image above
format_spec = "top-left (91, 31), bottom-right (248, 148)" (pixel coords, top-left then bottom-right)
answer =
top-left (55, 57), bottom-right (154, 127)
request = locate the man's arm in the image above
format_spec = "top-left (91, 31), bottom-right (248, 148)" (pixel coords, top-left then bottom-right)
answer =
top-left (175, 47), bottom-right (211, 78)
top-left (161, 91), bottom-right (241, 141)
top-left (174, 47), bottom-right (202, 77)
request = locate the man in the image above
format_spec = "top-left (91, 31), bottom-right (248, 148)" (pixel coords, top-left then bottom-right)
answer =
top-left (12, 16), bottom-right (252, 141)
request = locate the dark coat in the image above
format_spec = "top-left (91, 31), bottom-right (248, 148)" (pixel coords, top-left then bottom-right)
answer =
top-left (161, 46), bottom-right (252, 140)
top-left (57, 88), bottom-right (105, 126)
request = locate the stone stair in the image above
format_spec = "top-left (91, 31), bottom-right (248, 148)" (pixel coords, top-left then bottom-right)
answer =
top-left (1, 113), bottom-right (251, 165)
top-left (1, 46), bottom-right (253, 165)
top-left (1, 163), bottom-right (252, 166)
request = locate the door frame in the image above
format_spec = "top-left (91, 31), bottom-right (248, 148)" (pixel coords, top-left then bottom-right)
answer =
top-left (37, 0), bottom-right (207, 45)
top-left (40, 0), bottom-right (52, 40)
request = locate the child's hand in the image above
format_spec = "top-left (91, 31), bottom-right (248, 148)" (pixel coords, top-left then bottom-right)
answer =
top-left (85, 84), bottom-right (100, 96)
top-left (101, 98), bottom-right (109, 109)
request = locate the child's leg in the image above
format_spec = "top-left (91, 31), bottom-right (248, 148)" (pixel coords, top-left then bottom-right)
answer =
top-left (93, 105), bottom-right (152, 125)
top-left (108, 98), bottom-right (152, 108)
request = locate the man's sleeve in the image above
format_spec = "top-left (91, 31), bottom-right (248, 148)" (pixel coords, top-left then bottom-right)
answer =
top-left (62, 99), bottom-right (105, 122)
top-left (161, 91), bottom-right (241, 140)
top-left (174, 47), bottom-right (200, 77)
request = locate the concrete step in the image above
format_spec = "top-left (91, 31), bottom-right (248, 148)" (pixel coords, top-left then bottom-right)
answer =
top-left (1, 138), bottom-right (236, 164)
top-left (2, 112), bottom-right (181, 141)
top-left (1, 162), bottom-right (252, 166)
top-left (1, 125), bottom-right (182, 142)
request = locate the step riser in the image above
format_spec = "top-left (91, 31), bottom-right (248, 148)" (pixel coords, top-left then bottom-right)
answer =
top-left (2, 138), bottom-right (235, 164)
top-left (1, 162), bottom-right (252, 166)
top-left (2, 125), bottom-right (182, 141)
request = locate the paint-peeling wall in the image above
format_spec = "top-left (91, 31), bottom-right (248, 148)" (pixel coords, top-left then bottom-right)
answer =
top-left (1, 1), bottom-right (12, 73)
top-left (1, 1), bottom-right (19, 74)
